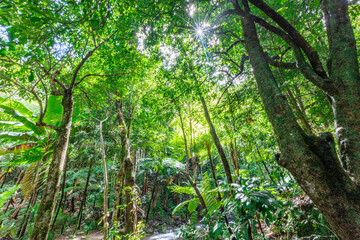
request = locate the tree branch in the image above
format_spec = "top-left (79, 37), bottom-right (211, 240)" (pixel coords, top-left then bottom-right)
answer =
top-left (74, 71), bottom-right (136, 88)
top-left (291, 43), bottom-right (338, 95)
top-left (263, 52), bottom-right (297, 69)
top-left (70, 29), bottom-right (118, 88)
top-left (248, 0), bottom-right (328, 78)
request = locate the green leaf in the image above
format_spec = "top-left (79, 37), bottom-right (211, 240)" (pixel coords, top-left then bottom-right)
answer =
top-left (43, 95), bottom-right (63, 126)
top-left (0, 96), bottom-right (33, 117)
top-left (0, 132), bottom-right (37, 141)
top-left (172, 199), bottom-right (191, 215)
top-left (0, 48), bottom-right (6, 56)
top-left (0, 185), bottom-right (19, 209)
top-left (28, 72), bottom-right (34, 82)
top-left (188, 199), bottom-right (197, 214)
top-left (0, 105), bottom-right (43, 135)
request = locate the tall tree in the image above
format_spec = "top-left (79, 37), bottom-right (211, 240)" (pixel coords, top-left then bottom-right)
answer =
top-left (225, 0), bottom-right (360, 238)
top-left (115, 97), bottom-right (137, 234)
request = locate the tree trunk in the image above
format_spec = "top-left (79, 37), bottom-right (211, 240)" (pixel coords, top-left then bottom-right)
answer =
top-left (152, 183), bottom-right (160, 210)
top-left (146, 169), bottom-right (160, 222)
top-left (115, 98), bottom-right (137, 234)
top-left (321, 0), bottom-right (360, 184)
top-left (51, 154), bottom-right (69, 231)
top-left (73, 159), bottom-right (93, 235)
top-left (99, 118), bottom-right (109, 239)
top-left (143, 172), bottom-right (148, 195)
top-left (124, 155), bottom-right (136, 234)
top-left (0, 167), bottom-right (10, 188)
top-left (31, 92), bottom-right (73, 240)
top-left (18, 188), bottom-right (39, 239)
top-left (191, 69), bottom-right (233, 184)
top-left (236, 0), bottom-right (360, 238)
top-left (177, 107), bottom-right (191, 174)
top-left (255, 146), bottom-right (274, 183)
top-left (205, 143), bottom-right (235, 238)
top-left (113, 160), bottom-right (125, 224)
top-left (183, 173), bottom-right (207, 212)
top-left (229, 141), bottom-right (240, 182)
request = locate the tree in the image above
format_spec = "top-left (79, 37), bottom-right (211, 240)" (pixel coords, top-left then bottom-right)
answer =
top-left (226, 0), bottom-right (360, 239)
top-left (141, 0), bottom-right (360, 238)
top-left (0, 1), bottom-right (130, 238)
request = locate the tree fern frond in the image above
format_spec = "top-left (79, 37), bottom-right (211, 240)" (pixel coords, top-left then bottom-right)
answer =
top-left (21, 162), bottom-right (39, 200)
top-left (169, 185), bottom-right (195, 195)
top-left (200, 173), bottom-right (218, 208)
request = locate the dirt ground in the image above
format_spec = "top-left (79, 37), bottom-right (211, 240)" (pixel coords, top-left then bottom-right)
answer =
top-left (55, 232), bottom-right (103, 240)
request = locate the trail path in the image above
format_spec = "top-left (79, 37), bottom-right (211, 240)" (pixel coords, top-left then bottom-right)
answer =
top-left (56, 229), bottom-right (181, 240)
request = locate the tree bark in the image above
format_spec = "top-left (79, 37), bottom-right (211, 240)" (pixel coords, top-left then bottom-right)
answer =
top-left (31, 91), bottom-right (73, 240)
top-left (115, 98), bottom-right (137, 234)
top-left (321, 0), bottom-right (360, 184)
top-left (235, 0), bottom-right (360, 239)
top-left (99, 118), bottom-right (109, 239)
top-left (183, 173), bottom-right (207, 212)
top-left (51, 154), bottom-right (69, 231)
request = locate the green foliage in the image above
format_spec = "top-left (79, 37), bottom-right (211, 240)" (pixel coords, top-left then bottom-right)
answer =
top-left (230, 178), bottom-right (282, 229)
top-left (0, 185), bottom-right (18, 209)
top-left (172, 198), bottom-right (199, 215)
top-left (0, 0), bottom-right (356, 239)
top-left (169, 185), bottom-right (195, 196)
top-left (200, 173), bottom-right (218, 213)
top-left (43, 95), bottom-right (63, 126)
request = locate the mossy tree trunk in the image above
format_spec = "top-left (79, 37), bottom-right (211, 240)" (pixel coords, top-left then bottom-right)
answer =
top-left (30, 91), bottom-right (73, 240)
top-left (115, 98), bottom-right (137, 234)
top-left (51, 154), bottom-right (69, 231)
top-left (231, 0), bottom-right (360, 239)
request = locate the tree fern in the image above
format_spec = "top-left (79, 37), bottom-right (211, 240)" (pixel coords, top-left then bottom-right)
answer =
top-left (200, 173), bottom-right (218, 214)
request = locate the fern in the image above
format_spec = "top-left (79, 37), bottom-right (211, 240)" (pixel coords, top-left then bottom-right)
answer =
top-left (169, 185), bottom-right (195, 195)
top-left (189, 210), bottom-right (198, 226)
top-left (200, 173), bottom-right (218, 210)
top-left (0, 216), bottom-right (17, 238)
top-left (0, 185), bottom-right (19, 209)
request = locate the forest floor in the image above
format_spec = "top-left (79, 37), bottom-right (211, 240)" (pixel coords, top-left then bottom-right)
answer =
top-left (55, 215), bottom-right (184, 239)
top-left (55, 232), bottom-right (103, 240)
